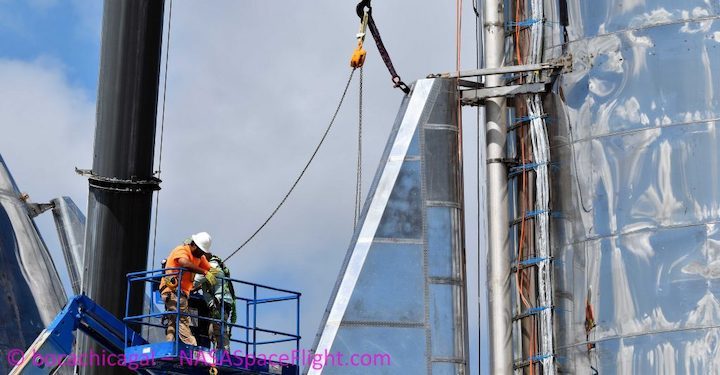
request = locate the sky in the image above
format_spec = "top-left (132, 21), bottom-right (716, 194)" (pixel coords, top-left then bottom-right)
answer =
top-left (0, 0), bottom-right (487, 373)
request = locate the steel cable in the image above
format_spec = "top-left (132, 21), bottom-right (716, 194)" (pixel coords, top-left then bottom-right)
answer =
top-left (226, 69), bottom-right (357, 261)
top-left (354, 67), bottom-right (364, 228)
top-left (146, 0), bottom-right (173, 339)
top-left (151, 0), bottom-right (173, 272)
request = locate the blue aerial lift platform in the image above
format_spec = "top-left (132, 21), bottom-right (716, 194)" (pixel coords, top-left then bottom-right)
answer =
top-left (10, 268), bottom-right (301, 375)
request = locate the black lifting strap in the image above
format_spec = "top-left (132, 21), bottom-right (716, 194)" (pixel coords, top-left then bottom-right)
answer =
top-left (356, 0), bottom-right (410, 94)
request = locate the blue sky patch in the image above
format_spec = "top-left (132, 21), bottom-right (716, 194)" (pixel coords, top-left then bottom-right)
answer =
top-left (0, 0), bottom-right (102, 94)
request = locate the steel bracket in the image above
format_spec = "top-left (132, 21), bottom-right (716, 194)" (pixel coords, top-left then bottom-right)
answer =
top-left (428, 54), bottom-right (571, 80)
top-left (461, 81), bottom-right (549, 105)
top-left (76, 168), bottom-right (161, 193)
top-left (26, 202), bottom-right (54, 218)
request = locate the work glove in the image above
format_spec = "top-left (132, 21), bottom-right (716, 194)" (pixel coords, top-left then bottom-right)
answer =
top-left (208, 267), bottom-right (221, 277)
top-left (206, 267), bottom-right (222, 286)
top-left (205, 269), bottom-right (218, 287)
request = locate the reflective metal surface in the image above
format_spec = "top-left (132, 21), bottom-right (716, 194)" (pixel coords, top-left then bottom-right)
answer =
top-left (0, 154), bottom-right (67, 375)
top-left (544, 1), bottom-right (720, 372)
top-left (484, 0), bottom-right (514, 371)
top-left (309, 79), bottom-right (469, 374)
top-left (51, 197), bottom-right (85, 295)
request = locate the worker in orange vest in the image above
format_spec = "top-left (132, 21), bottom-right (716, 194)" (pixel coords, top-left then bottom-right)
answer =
top-left (160, 232), bottom-right (220, 346)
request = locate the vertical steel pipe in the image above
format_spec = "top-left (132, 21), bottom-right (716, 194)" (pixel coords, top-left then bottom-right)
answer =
top-left (483, 0), bottom-right (512, 372)
top-left (80, 1), bottom-right (164, 373)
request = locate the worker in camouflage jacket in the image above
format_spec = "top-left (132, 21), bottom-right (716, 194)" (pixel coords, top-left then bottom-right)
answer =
top-left (194, 253), bottom-right (236, 350)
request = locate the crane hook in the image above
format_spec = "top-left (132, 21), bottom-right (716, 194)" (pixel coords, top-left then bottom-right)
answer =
top-left (350, 7), bottom-right (369, 68)
top-left (356, 0), bottom-right (371, 18)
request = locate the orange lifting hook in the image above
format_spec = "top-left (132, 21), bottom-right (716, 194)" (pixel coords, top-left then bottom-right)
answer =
top-left (350, 9), bottom-right (369, 68)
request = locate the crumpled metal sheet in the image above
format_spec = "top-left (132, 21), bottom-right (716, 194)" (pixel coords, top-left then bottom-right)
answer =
top-left (545, 1), bottom-right (720, 372)
top-left (0, 155), bottom-right (67, 375)
top-left (51, 197), bottom-right (85, 295)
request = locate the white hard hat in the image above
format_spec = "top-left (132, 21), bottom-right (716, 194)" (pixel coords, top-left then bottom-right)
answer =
top-left (191, 232), bottom-right (212, 253)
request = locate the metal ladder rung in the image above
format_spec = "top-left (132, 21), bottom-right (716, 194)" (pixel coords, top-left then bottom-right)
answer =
top-left (513, 305), bottom-right (552, 321)
top-left (508, 114), bottom-right (549, 131)
top-left (512, 256), bottom-right (552, 272)
top-left (509, 161), bottom-right (552, 177)
top-left (513, 353), bottom-right (554, 370)
top-left (510, 209), bottom-right (549, 226)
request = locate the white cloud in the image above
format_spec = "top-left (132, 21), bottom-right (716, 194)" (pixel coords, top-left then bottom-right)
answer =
top-left (0, 57), bottom-right (95, 290)
top-left (0, 58), bottom-right (94, 202)
top-left (1, 0), bottom-right (485, 371)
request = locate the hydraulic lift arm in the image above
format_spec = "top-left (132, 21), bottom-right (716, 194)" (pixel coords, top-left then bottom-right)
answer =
top-left (10, 295), bottom-right (149, 375)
